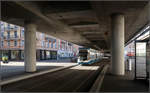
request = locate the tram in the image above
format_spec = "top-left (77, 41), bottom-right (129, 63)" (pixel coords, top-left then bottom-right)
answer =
top-left (77, 48), bottom-right (103, 65)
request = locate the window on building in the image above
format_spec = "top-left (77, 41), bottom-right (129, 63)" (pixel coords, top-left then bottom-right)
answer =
top-left (7, 32), bottom-right (10, 38)
top-left (61, 42), bottom-right (65, 50)
top-left (1, 22), bottom-right (4, 31)
top-left (1, 32), bottom-right (4, 38)
top-left (21, 28), bottom-right (24, 37)
top-left (42, 41), bottom-right (45, 47)
top-left (8, 41), bottom-right (10, 46)
top-left (7, 24), bottom-right (10, 29)
top-left (14, 26), bottom-right (18, 31)
top-left (14, 31), bottom-right (17, 38)
top-left (14, 40), bottom-right (17, 46)
top-left (22, 40), bottom-right (24, 46)
top-left (1, 41), bottom-right (4, 47)
top-left (68, 43), bottom-right (72, 51)
top-left (55, 42), bottom-right (57, 48)
top-left (47, 41), bottom-right (50, 48)
top-left (51, 42), bottom-right (53, 48)
top-left (10, 24), bottom-right (14, 30)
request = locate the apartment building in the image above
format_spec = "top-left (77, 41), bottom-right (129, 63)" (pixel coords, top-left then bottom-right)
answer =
top-left (0, 21), bottom-right (79, 61)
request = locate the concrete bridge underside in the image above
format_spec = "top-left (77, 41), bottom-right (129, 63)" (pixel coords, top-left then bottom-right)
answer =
top-left (1, 1), bottom-right (150, 75)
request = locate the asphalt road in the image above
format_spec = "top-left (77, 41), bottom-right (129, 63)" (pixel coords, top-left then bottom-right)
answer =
top-left (1, 61), bottom-right (76, 80)
top-left (1, 61), bottom-right (107, 92)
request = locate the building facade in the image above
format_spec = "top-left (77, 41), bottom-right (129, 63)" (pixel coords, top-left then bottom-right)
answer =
top-left (0, 21), bottom-right (80, 61)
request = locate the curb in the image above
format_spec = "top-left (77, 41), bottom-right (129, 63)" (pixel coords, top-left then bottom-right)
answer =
top-left (89, 64), bottom-right (109, 92)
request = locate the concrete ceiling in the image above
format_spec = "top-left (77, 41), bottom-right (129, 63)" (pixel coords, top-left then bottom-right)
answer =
top-left (1, 1), bottom-right (149, 51)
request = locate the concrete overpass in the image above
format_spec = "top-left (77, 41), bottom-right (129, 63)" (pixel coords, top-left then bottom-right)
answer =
top-left (1, 1), bottom-right (150, 76)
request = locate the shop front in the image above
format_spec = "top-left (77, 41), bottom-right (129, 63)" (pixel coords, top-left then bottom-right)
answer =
top-left (36, 50), bottom-right (41, 61)
top-left (0, 50), bottom-right (10, 60)
top-left (0, 50), bottom-right (23, 61)
top-left (50, 51), bottom-right (57, 59)
top-left (46, 50), bottom-right (51, 59)
top-left (38, 50), bottom-right (57, 60)
top-left (58, 50), bottom-right (73, 59)
top-left (11, 50), bottom-right (20, 60)
top-left (40, 50), bottom-right (45, 60)
top-left (20, 50), bottom-right (24, 60)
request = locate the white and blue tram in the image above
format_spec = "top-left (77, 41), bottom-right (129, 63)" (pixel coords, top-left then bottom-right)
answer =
top-left (77, 48), bottom-right (103, 65)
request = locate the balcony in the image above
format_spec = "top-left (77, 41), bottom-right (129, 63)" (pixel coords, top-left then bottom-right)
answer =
top-left (4, 27), bottom-right (19, 31)
top-left (2, 36), bottom-right (21, 40)
top-left (0, 46), bottom-right (23, 50)
top-left (45, 37), bottom-right (56, 42)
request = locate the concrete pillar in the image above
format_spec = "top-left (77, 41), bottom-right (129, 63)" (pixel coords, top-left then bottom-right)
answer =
top-left (111, 13), bottom-right (125, 75)
top-left (25, 23), bottom-right (37, 72)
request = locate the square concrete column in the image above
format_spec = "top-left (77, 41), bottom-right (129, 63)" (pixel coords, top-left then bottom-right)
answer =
top-left (24, 23), bottom-right (37, 72)
top-left (111, 13), bottom-right (125, 75)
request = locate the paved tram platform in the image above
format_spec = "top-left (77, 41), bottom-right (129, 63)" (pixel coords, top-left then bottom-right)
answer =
top-left (100, 67), bottom-right (149, 92)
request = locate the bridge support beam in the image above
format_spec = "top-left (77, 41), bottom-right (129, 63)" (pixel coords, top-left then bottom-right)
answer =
top-left (111, 13), bottom-right (125, 75)
top-left (25, 23), bottom-right (37, 72)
